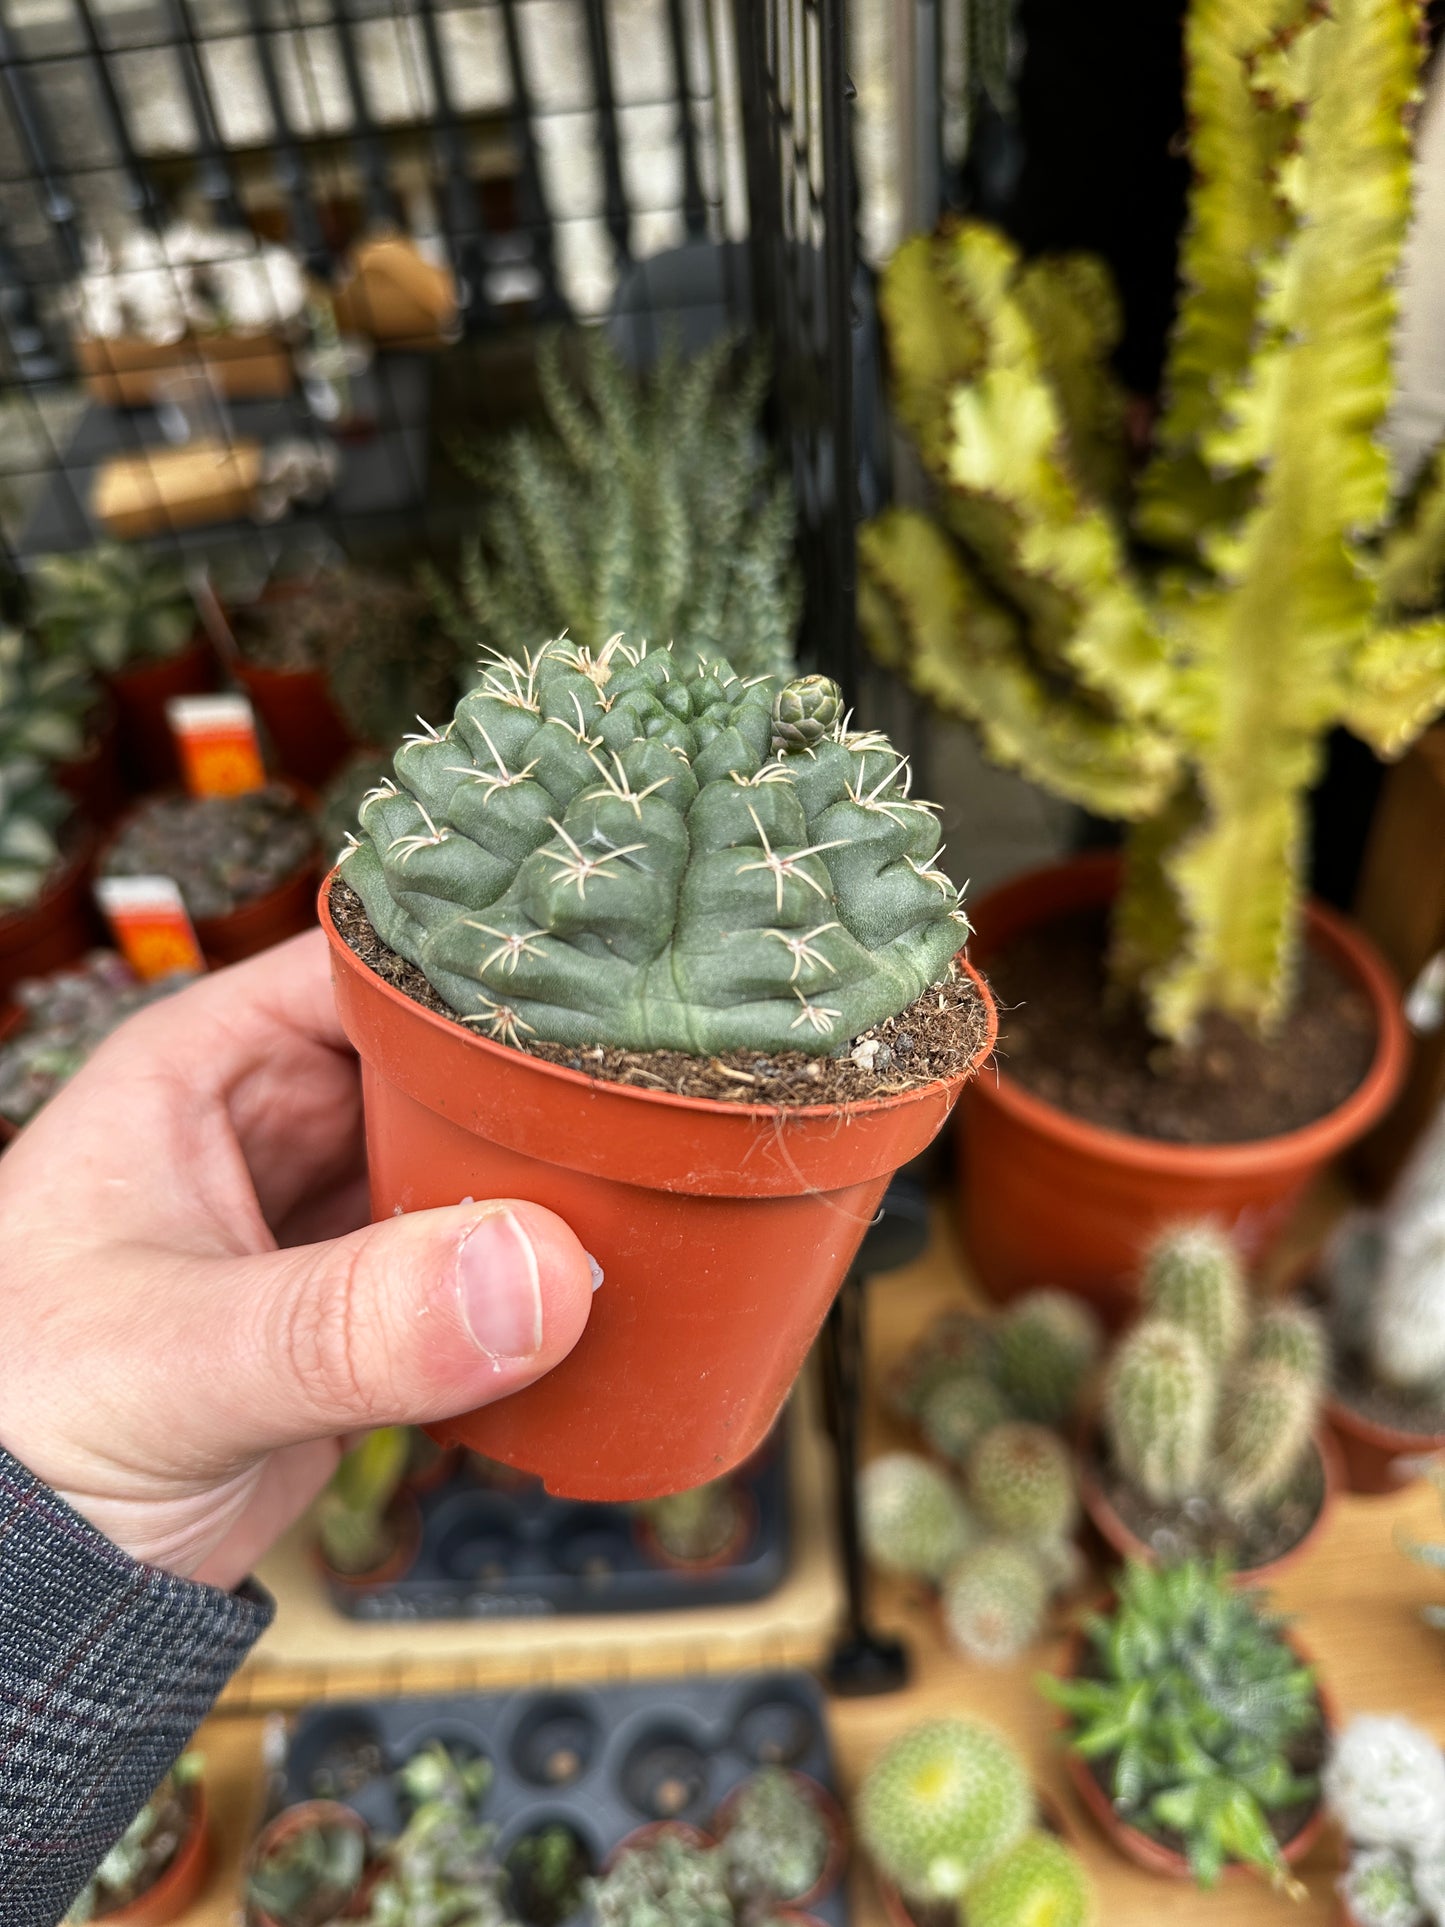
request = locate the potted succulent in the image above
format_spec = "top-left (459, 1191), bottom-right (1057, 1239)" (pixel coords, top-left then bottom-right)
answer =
top-left (32, 545), bottom-right (213, 790)
top-left (0, 625), bottom-right (121, 826)
top-left (1040, 1558), bottom-right (1331, 1891)
top-left (1326, 1715), bottom-right (1445, 1927)
top-left (505, 1824), bottom-right (593, 1927)
top-left (634, 1475), bottom-right (756, 1571)
top-left (1077, 1223), bottom-right (1338, 1579)
top-left (322, 639), bottom-right (995, 1499)
top-left (712, 1767), bottom-right (844, 1912)
top-left (590, 1831), bottom-right (732, 1927)
top-left (314, 1427), bottom-right (420, 1591)
top-left (362, 1742), bottom-right (503, 1927)
top-left (430, 335), bottom-right (798, 685)
top-left (0, 950), bottom-right (194, 1139)
top-left (99, 782), bottom-right (319, 965)
top-left (859, 1428), bottom-right (1081, 1665)
top-left (66, 1754), bottom-right (208, 1926)
top-left (1319, 1103), bottom-right (1445, 1491)
top-left (0, 759), bottom-right (96, 998)
top-left (247, 1801), bottom-right (370, 1927)
top-left (858, 0), bottom-right (1433, 1303)
top-left (856, 1719), bottom-right (1095, 1927)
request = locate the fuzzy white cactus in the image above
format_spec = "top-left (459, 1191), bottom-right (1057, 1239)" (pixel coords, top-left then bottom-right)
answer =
top-left (1367, 1101), bottom-right (1445, 1396)
top-left (1325, 1717), bottom-right (1445, 1855)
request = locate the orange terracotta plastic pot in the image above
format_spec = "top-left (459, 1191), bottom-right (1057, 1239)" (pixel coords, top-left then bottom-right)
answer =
top-left (315, 1493), bottom-right (423, 1592)
top-left (247, 1800), bottom-right (371, 1927)
top-left (959, 855), bottom-right (1409, 1319)
top-left (109, 634), bottom-right (215, 792)
top-left (322, 878), bottom-right (997, 1500)
top-left (1325, 1390), bottom-right (1445, 1496)
top-left (603, 1822), bottom-right (715, 1872)
top-left (0, 836), bottom-right (98, 999)
top-left (193, 853), bottom-right (320, 967)
top-left (55, 697), bottom-right (126, 826)
top-left (100, 1786), bottom-right (210, 1926)
top-left (235, 659), bottom-right (353, 789)
top-left (1076, 1422), bottom-right (1342, 1586)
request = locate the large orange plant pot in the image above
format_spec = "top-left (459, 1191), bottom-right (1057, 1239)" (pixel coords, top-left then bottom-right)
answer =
top-left (958, 855), bottom-right (1408, 1318)
top-left (235, 660), bottom-right (353, 789)
top-left (322, 879), bottom-right (997, 1500)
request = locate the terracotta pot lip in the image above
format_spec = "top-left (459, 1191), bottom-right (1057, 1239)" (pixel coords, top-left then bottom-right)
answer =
top-left (1076, 1417), bottom-right (1342, 1586)
top-left (966, 853), bottom-right (1408, 1173)
top-left (320, 868), bottom-right (999, 1125)
top-left (99, 1783), bottom-right (208, 1924)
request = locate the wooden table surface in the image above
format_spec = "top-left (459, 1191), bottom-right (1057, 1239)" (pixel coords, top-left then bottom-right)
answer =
top-left (185, 1201), bottom-right (1445, 1926)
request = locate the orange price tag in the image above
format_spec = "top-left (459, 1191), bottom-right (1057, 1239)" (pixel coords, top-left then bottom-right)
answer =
top-left (167, 693), bottom-right (267, 798)
top-left (94, 876), bottom-right (206, 981)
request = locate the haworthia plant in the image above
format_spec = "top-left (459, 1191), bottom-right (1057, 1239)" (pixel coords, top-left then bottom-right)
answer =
top-left (341, 640), bottom-right (966, 1056)
top-left (861, 0), bottom-right (1445, 1043)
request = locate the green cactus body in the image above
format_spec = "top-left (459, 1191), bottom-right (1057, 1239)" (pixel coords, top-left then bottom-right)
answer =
top-left (860, 1452), bottom-right (975, 1582)
top-left (1142, 1225), bottom-right (1248, 1369)
top-left (1342, 1850), bottom-right (1425, 1927)
top-left (967, 1423), bottom-right (1078, 1542)
top-left (888, 1314), bottom-right (999, 1420)
top-left (341, 645), bottom-right (965, 1056)
top-left (993, 1291), bottom-right (1103, 1425)
top-left (856, 1720), bottom-right (1032, 1903)
top-left (961, 1831), bottom-right (1095, 1927)
top-left (1212, 1362), bottom-right (1319, 1521)
top-left (920, 1375), bottom-right (1012, 1466)
top-left (1247, 1304), bottom-right (1328, 1390)
top-left (941, 1541), bottom-right (1048, 1664)
top-left (719, 1768), bottom-right (831, 1904)
top-left (1104, 1320), bottom-right (1214, 1506)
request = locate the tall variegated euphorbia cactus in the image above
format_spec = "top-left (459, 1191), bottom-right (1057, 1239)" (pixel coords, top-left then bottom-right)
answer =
top-left (340, 638), bottom-right (966, 1056)
top-left (861, 0), bottom-right (1445, 1043)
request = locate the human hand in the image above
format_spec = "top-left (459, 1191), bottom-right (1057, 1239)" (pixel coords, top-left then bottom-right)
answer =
top-left (0, 930), bottom-right (594, 1592)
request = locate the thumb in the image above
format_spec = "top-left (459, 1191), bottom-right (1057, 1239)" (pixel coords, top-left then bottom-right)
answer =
top-left (223, 1199), bottom-right (595, 1450)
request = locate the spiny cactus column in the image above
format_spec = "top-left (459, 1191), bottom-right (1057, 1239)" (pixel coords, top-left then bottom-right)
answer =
top-left (341, 641), bottom-right (966, 1056)
top-left (992, 1292), bottom-right (1102, 1426)
top-left (1142, 1225), bottom-right (1247, 1369)
top-left (1212, 1362), bottom-right (1320, 1519)
top-left (1105, 1320), bottom-right (1215, 1505)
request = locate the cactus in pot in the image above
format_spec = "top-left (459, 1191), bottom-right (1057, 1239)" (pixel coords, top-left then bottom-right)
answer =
top-left (991, 1292), bottom-right (1102, 1427)
top-left (1326, 1717), bottom-right (1445, 1927)
top-left (961, 1832), bottom-right (1096, 1927)
top-left (920, 1374), bottom-right (1013, 1466)
top-left (637, 1476), bottom-right (747, 1566)
top-left (1141, 1225), bottom-right (1247, 1370)
top-left (247, 1808), bottom-right (369, 1927)
top-left (338, 642), bottom-right (967, 1057)
top-left (1104, 1319), bottom-right (1215, 1506)
top-left (589, 1833), bottom-right (732, 1927)
top-left (856, 1720), bottom-right (1032, 1904)
top-left (860, 1452), bottom-right (975, 1581)
top-left (940, 1540), bottom-right (1049, 1665)
top-left (719, 1767), bottom-right (832, 1905)
top-left (966, 1422), bottom-right (1077, 1542)
top-left (860, 0), bottom-right (1445, 1047)
top-left (32, 544), bottom-right (196, 673)
top-left (315, 1426), bottom-right (411, 1579)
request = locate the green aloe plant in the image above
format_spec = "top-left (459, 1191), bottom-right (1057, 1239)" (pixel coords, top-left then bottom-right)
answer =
top-left (861, 0), bottom-right (1445, 1043)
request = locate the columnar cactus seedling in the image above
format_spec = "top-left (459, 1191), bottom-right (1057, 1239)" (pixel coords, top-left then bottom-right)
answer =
top-left (638, 1478), bottom-right (745, 1566)
top-left (860, 1453), bottom-right (974, 1581)
top-left (316, 1427), bottom-right (410, 1577)
top-left (340, 642), bottom-right (967, 1056)
top-left (1212, 1362), bottom-right (1321, 1520)
top-left (719, 1768), bottom-right (831, 1904)
top-left (961, 1832), bottom-right (1096, 1927)
top-left (856, 1721), bottom-right (1032, 1903)
top-left (966, 1423), bottom-right (1077, 1542)
top-left (1104, 1320), bottom-right (1215, 1506)
top-left (1142, 1226), bottom-right (1247, 1371)
top-left (1249, 1304), bottom-right (1330, 1385)
top-left (941, 1541), bottom-right (1048, 1665)
top-left (1342, 1850), bottom-right (1425, 1927)
top-left (920, 1376), bottom-right (1012, 1466)
top-left (992, 1292), bottom-right (1103, 1427)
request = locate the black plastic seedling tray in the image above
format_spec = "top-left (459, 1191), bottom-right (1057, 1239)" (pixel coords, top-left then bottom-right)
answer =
top-left (328, 1431), bottom-right (791, 1621)
top-left (277, 1669), bottom-right (847, 1927)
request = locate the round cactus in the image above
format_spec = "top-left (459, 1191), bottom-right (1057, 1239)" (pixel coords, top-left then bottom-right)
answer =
top-left (860, 1453), bottom-right (974, 1582)
top-left (967, 1423), bottom-right (1077, 1542)
top-left (856, 1720), bottom-right (1032, 1903)
top-left (1324, 1716), bottom-right (1445, 1853)
top-left (962, 1831), bottom-right (1096, 1927)
top-left (941, 1541), bottom-right (1048, 1664)
top-left (993, 1291), bottom-right (1103, 1426)
top-left (1142, 1223), bottom-right (1248, 1369)
top-left (1248, 1303), bottom-right (1329, 1390)
top-left (1341, 1849), bottom-right (1425, 1927)
top-left (340, 641), bottom-right (966, 1055)
top-left (889, 1314), bottom-right (999, 1420)
top-left (920, 1375), bottom-right (1013, 1466)
top-left (772, 673), bottom-right (845, 749)
top-left (1212, 1361), bottom-right (1319, 1521)
top-left (1103, 1319), bottom-right (1214, 1506)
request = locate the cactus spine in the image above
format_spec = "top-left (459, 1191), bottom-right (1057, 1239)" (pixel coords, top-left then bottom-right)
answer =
top-left (1142, 1225), bottom-right (1247, 1370)
top-left (856, 1721), bottom-right (1032, 1903)
top-left (860, 1453), bottom-right (975, 1581)
top-left (961, 1832), bottom-right (1096, 1927)
top-left (941, 1541), bottom-right (1048, 1665)
top-left (342, 644), bottom-right (966, 1056)
top-left (966, 1423), bottom-right (1077, 1542)
top-left (1104, 1320), bottom-right (1215, 1506)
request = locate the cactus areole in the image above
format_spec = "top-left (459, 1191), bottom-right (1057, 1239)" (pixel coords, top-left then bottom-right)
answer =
top-left (323, 639), bottom-right (995, 1499)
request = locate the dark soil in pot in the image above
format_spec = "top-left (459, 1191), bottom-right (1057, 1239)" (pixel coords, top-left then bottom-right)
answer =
top-left (991, 907), bottom-right (1376, 1144)
top-left (506, 1822), bottom-right (594, 1927)
top-left (330, 879), bottom-right (992, 1108)
top-left (102, 785), bottom-right (317, 924)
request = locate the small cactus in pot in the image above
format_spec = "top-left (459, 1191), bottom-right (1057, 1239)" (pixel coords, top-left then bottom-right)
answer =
top-left (856, 1720), bottom-right (1032, 1906)
top-left (991, 1292), bottom-right (1102, 1428)
top-left (589, 1831), bottom-right (733, 1927)
top-left (940, 1540), bottom-right (1049, 1666)
top-left (32, 543), bottom-right (197, 674)
top-left (1326, 1716), bottom-right (1445, 1927)
top-left (860, 1453), bottom-right (974, 1582)
top-left (246, 1802), bottom-right (369, 1927)
top-left (315, 1426), bottom-right (412, 1581)
top-left (960, 1832), bottom-right (1095, 1927)
top-left (966, 1422), bottom-right (1077, 1543)
top-left (717, 1768), bottom-right (835, 1906)
top-left (637, 1476), bottom-right (749, 1568)
top-left (0, 757), bottom-right (74, 912)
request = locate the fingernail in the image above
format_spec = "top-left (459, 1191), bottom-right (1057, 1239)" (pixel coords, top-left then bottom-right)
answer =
top-left (458, 1209), bottom-right (543, 1360)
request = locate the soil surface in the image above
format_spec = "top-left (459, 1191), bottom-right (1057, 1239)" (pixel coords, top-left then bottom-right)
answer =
top-left (989, 908), bottom-right (1375, 1143)
top-left (331, 878), bottom-right (993, 1106)
top-left (1087, 1426), bottom-right (1327, 1571)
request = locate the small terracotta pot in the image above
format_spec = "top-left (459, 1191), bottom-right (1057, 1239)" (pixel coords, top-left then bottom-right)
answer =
top-left (1325, 1390), bottom-right (1445, 1496)
top-left (108, 633), bottom-right (216, 793)
top-left (235, 659), bottom-right (353, 790)
top-left (322, 878), bottom-right (997, 1501)
top-left (711, 1771), bottom-right (847, 1909)
top-left (634, 1488), bottom-right (759, 1574)
top-left (316, 1494), bottom-right (423, 1593)
top-left (246, 1799), bottom-right (370, 1927)
top-left (0, 834), bottom-right (98, 999)
top-left (959, 855), bottom-right (1409, 1320)
top-left (1054, 1627), bottom-right (1333, 1884)
top-left (99, 1786), bottom-right (210, 1927)
top-left (1076, 1422), bottom-right (1343, 1586)
top-left (56, 697), bottom-right (126, 826)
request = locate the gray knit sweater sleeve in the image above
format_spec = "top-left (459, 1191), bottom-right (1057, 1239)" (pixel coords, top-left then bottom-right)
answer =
top-left (0, 1448), bottom-right (274, 1927)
